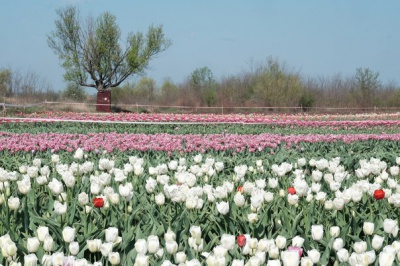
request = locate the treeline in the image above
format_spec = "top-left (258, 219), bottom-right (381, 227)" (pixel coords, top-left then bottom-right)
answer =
top-left (111, 58), bottom-right (400, 111)
top-left (2, 57), bottom-right (400, 112)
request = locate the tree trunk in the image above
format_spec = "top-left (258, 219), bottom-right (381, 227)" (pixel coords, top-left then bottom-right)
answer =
top-left (96, 90), bottom-right (111, 112)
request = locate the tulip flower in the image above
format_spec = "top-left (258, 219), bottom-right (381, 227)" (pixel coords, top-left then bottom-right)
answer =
top-left (237, 234), bottom-right (246, 247)
top-left (93, 197), bottom-right (104, 208)
top-left (374, 189), bottom-right (385, 200)
top-left (287, 187), bottom-right (296, 195)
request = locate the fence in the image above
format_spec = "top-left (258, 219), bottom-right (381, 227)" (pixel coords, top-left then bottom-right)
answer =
top-left (2, 100), bottom-right (400, 115)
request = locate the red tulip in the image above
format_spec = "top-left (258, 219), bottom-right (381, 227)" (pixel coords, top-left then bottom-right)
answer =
top-left (237, 234), bottom-right (246, 247)
top-left (287, 187), bottom-right (296, 195)
top-left (373, 189), bottom-right (385, 200)
top-left (93, 197), bottom-right (104, 208)
top-left (237, 186), bottom-right (244, 193)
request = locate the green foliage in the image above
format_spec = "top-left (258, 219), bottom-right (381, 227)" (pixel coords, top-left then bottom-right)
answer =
top-left (62, 83), bottom-right (87, 101)
top-left (47, 6), bottom-right (171, 92)
top-left (299, 90), bottom-right (316, 111)
top-left (252, 57), bottom-right (304, 107)
top-left (190, 67), bottom-right (218, 106)
top-left (354, 67), bottom-right (381, 107)
top-left (133, 77), bottom-right (156, 102)
top-left (159, 80), bottom-right (179, 104)
top-left (0, 68), bottom-right (12, 96)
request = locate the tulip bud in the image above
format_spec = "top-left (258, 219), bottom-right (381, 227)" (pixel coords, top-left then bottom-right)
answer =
top-left (337, 248), bottom-right (349, 262)
top-left (370, 235), bottom-right (384, 251)
top-left (353, 241), bottom-right (367, 254)
top-left (27, 237), bottom-right (40, 253)
top-left (87, 239), bottom-right (101, 253)
top-left (363, 222), bottom-right (375, 235)
top-left (43, 235), bottom-right (54, 252)
top-left (330, 226), bottom-right (340, 238)
top-left (62, 226), bottom-right (76, 243)
top-left (24, 254), bottom-right (38, 265)
top-left (135, 239), bottom-right (148, 255)
top-left (108, 252), bottom-right (120, 265)
top-left (147, 235), bottom-right (160, 254)
top-left (165, 241), bottom-right (178, 254)
top-left (37, 226), bottom-right (49, 242)
top-left (275, 235), bottom-right (286, 249)
top-left (69, 241), bottom-right (80, 256)
top-left (105, 227), bottom-right (119, 243)
top-left (281, 250), bottom-right (300, 266)
top-left (311, 225), bottom-right (324, 241)
top-left (175, 251), bottom-right (187, 263)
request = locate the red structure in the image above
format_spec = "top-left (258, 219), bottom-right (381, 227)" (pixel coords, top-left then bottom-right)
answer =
top-left (96, 90), bottom-right (111, 112)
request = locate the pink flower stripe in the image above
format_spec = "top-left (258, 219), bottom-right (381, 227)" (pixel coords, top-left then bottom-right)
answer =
top-left (1, 115), bottom-right (400, 127)
top-left (1, 132), bottom-right (399, 153)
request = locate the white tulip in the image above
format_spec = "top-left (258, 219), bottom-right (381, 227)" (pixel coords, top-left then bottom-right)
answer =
top-left (231, 259), bottom-right (245, 266)
top-left (281, 250), bottom-right (300, 266)
top-left (165, 240), bottom-right (178, 254)
top-left (383, 219), bottom-right (399, 237)
top-left (36, 226), bottom-right (49, 242)
top-left (7, 196), bottom-right (20, 210)
top-left (48, 178), bottom-right (63, 195)
top-left (53, 200), bottom-right (67, 215)
top-left (332, 238), bottom-right (344, 252)
top-left (27, 237), bottom-right (40, 253)
top-left (389, 166), bottom-right (399, 176)
top-left (175, 251), bottom-right (187, 263)
top-left (330, 226), bottom-right (340, 238)
top-left (17, 177), bottom-right (31, 194)
top-left (69, 241), bottom-right (80, 256)
top-left (248, 213), bottom-right (258, 223)
top-left (74, 148), bottom-right (84, 159)
top-left (216, 201), bottom-right (229, 215)
top-left (275, 235), bottom-right (286, 249)
top-left (62, 226), bottom-right (76, 243)
top-left (147, 235), bottom-right (160, 254)
top-left (311, 225), bottom-right (324, 241)
top-left (291, 236), bottom-right (305, 247)
top-left (108, 252), bottom-right (120, 265)
top-left (87, 239), bottom-right (101, 252)
top-left (363, 222), bottom-right (375, 235)
top-left (300, 257), bottom-right (313, 266)
top-left (135, 239), bottom-right (148, 255)
top-left (307, 249), bottom-right (320, 263)
top-left (234, 193), bottom-right (245, 207)
top-left (353, 241), bottom-right (367, 254)
top-left (24, 254), bottom-right (38, 266)
top-left (100, 242), bottom-right (113, 257)
top-left (268, 245), bottom-right (280, 259)
top-left (135, 253), bottom-right (149, 266)
top-left (379, 250), bottom-right (395, 266)
top-left (105, 227), bottom-right (119, 243)
top-left (220, 234), bottom-right (235, 250)
top-left (43, 235), bottom-right (54, 252)
top-left (155, 193), bottom-right (165, 206)
top-left (267, 259), bottom-right (281, 266)
top-left (336, 248), bottom-right (349, 262)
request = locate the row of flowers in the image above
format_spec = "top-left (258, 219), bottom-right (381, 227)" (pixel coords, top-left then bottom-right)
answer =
top-left (4, 111), bottom-right (400, 123)
top-left (0, 149), bottom-right (400, 265)
top-left (2, 116), bottom-right (400, 127)
top-left (2, 224), bottom-right (400, 265)
top-left (1, 132), bottom-right (400, 153)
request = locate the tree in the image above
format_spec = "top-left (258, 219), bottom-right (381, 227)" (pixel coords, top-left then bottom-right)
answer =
top-left (63, 83), bottom-right (87, 101)
top-left (354, 67), bottom-right (381, 108)
top-left (134, 77), bottom-right (156, 103)
top-left (190, 67), bottom-right (217, 106)
top-left (0, 68), bottom-right (11, 97)
top-left (47, 6), bottom-right (171, 111)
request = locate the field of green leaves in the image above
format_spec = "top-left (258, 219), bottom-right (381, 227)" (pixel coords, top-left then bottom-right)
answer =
top-left (0, 112), bottom-right (399, 266)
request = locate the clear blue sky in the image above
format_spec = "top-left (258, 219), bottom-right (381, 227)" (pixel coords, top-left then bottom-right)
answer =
top-left (1, 0), bottom-right (400, 92)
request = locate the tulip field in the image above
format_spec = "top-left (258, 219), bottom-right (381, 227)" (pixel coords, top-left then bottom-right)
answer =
top-left (0, 112), bottom-right (400, 266)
